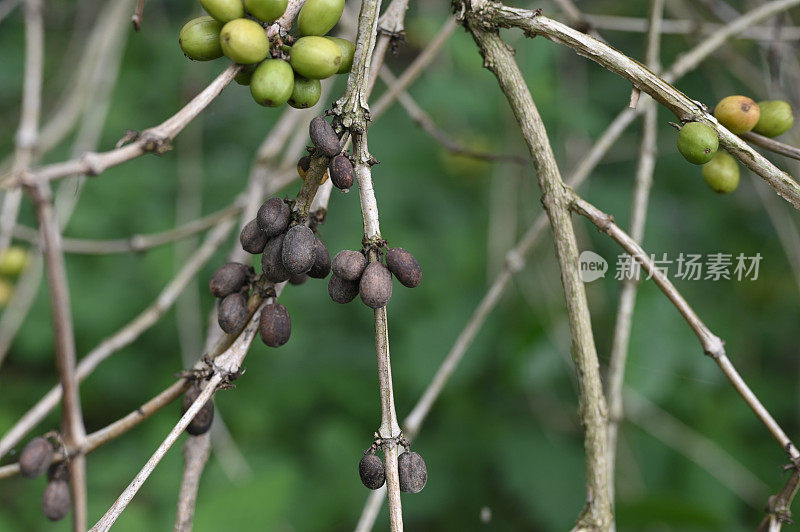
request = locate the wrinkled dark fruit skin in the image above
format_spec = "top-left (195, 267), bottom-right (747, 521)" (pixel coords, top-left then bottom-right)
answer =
top-left (42, 480), bottom-right (71, 521)
top-left (240, 219), bottom-right (268, 254)
top-left (309, 117), bottom-right (340, 157)
top-left (19, 437), bottom-right (53, 478)
top-left (398, 451), bottom-right (427, 493)
top-left (259, 303), bottom-right (292, 347)
top-left (282, 225), bottom-right (316, 274)
top-left (289, 273), bottom-right (309, 285)
top-left (218, 292), bottom-right (248, 334)
top-left (359, 453), bottom-right (386, 490)
top-left (385, 247), bottom-right (422, 288)
top-left (308, 237), bottom-right (331, 278)
top-left (183, 384), bottom-right (214, 436)
top-left (331, 250), bottom-right (366, 281)
top-left (256, 197), bottom-right (291, 237)
top-left (329, 154), bottom-right (354, 190)
top-left (328, 274), bottom-right (359, 304)
top-left (209, 262), bottom-right (251, 298)
top-left (359, 262), bottom-right (393, 309)
top-left (261, 234), bottom-right (291, 283)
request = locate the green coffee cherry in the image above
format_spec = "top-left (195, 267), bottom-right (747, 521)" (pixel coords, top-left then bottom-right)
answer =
top-left (290, 36), bottom-right (342, 79)
top-left (179, 16), bottom-right (224, 61)
top-left (250, 59), bottom-right (295, 107)
top-left (325, 37), bottom-right (355, 73)
top-left (0, 246), bottom-right (28, 277)
top-left (714, 95), bottom-right (760, 134)
top-left (702, 151), bottom-right (740, 194)
top-left (288, 76), bottom-right (322, 109)
top-left (220, 18), bottom-right (269, 64)
top-left (753, 100), bottom-right (794, 138)
top-left (676, 122), bottom-right (718, 165)
top-left (297, 0), bottom-right (345, 36)
top-left (201, 0), bottom-right (245, 23)
top-left (245, 0), bottom-right (287, 22)
top-left (235, 64), bottom-right (256, 85)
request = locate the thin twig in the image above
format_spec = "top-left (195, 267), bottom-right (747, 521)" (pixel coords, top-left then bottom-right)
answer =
top-left (758, 471), bottom-right (800, 531)
top-left (743, 131), bottom-right (800, 161)
top-left (174, 433), bottom-right (211, 532)
top-left (131, 0), bottom-right (144, 31)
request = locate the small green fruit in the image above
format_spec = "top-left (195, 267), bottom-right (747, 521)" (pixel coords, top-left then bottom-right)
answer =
top-left (714, 95), bottom-right (760, 134)
top-left (288, 76), bottom-right (322, 109)
top-left (325, 37), bottom-right (355, 73)
top-left (290, 36), bottom-right (342, 79)
top-left (702, 151), bottom-right (740, 194)
top-left (179, 16), bottom-right (224, 61)
top-left (753, 100), bottom-right (794, 138)
top-left (220, 18), bottom-right (269, 64)
top-left (235, 64), bottom-right (256, 85)
top-left (676, 122), bottom-right (718, 165)
top-left (200, 0), bottom-right (245, 23)
top-left (250, 59), bottom-right (294, 107)
top-left (297, 0), bottom-right (345, 36)
top-left (0, 246), bottom-right (28, 277)
top-left (245, 0), bottom-right (287, 22)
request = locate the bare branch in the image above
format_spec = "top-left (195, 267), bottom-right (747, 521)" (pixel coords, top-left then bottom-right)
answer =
top-left (742, 131), bottom-right (800, 161)
top-left (174, 434), bottom-right (211, 532)
top-left (131, 0), bottom-right (144, 31)
top-left (758, 471), bottom-right (800, 531)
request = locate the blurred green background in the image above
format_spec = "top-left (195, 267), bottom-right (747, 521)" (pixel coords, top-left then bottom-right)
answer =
top-left (1, 0), bottom-right (800, 530)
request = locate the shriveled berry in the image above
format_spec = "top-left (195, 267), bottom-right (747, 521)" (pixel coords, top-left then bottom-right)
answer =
top-left (329, 154), bottom-right (354, 190)
top-left (359, 261), bottom-right (393, 309)
top-left (19, 437), bottom-right (53, 478)
top-left (179, 16), bottom-right (224, 61)
top-left (297, 155), bottom-right (311, 179)
top-left (282, 225), bottom-right (316, 274)
top-left (331, 250), bottom-right (366, 281)
top-left (261, 234), bottom-right (291, 283)
top-left (289, 273), bottom-right (309, 285)
top-left (245, 0), bottom-right (287, 22)
top-left (201, 0), bottom-right (245, 23)
top-left (676, 122), bottom-right (718, 165)
top-left (297, 0), bottom-right (344, 36)
top-left (359, 453), bottom-right (385, 490)
top-left (309, 117), bottom-right (340, 157)
top-left (308, 237), bottom-right (331, 278)
top-left (328, 274), bottom-right (359, 304)
top-left (754, 100), bottom-right (794, 138)
top-left (290, 36), bottom-right (342, 80)
top-left (220, 18), bottom-right (269, 64)
top-left (385, 248), bottom-right (422, 288)
top-left (288, 76), bottom-right (322, 109)
top-left (183, 384), bottom-right (214, 436)
top-left (397, 451), bottom-right (427, 493)
top-left (240, 219), bottom-right (268, 254)
top-left (218, 292), bottom-right (248, 334)
top-left (257, 197), bottom-right (291, 236)
top-left (714, 95), bottom-right (760, 134)
top-left (209, 262), bottom-right (251, 298)
top-left (325, 37), bottom-right (354, 74)
top-left (259, 303), bottom-right (291, 346)
top-left (250, 59), bottom-right (295, 107)
top-left (702, 151), bottom-right (740, 194)
top-left (42, 480), bottom-right (70, 521)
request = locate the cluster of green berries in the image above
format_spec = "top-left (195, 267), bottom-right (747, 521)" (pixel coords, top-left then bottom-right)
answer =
top-left (359, 444), bottom-right (427, 494)
top-left (179, 0), bottom-right (355, 109)
top-left (676, 95), bottom-right (794, 194)
top-left (0, 246), bottom-right (30, 307)
top-left (17, 437), bottom-right (71, 522)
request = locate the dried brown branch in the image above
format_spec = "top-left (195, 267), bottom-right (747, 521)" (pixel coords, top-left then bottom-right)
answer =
top-left (742, 131), bottom-right (800, 161)
top-left (174, 434), bottom-right (211, 532)
top-left (758, 471), bottom-right (800, 531)
top-left (131, 0), bottom-right (144, 31)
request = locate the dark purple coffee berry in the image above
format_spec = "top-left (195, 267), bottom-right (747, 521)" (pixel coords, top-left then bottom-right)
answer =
top-left (331, 250), bottom-right (367, 281)
top-left (218, 292), bottom-right (248, 334)
top-left (297, 155), bottom-right (311, 179)
top-left (359, 261), bottom-right (393, 309)
top-left (397, 451), bottom-right (427, 493)
top-left (359, 453), bottom-right (385, 490)
top-left (328, 274), bottom-right (359, 304)
top-left (281, 225), bottom-right (316, 275)
top-left (19, 437), bottom-right (53, 479)
top-left (256, 197), bottom-right (291, 237)
top-left (183, 383), bottom-right (214, 436)
top-left (307, 237), bottom-right (331, 279)
top-left (42, 480), bottom-right (70, 521)
top-left (329, 154), bottom-right (354, 190)
top-left (385, 247), bottom-right (422, 288)
top-left (259, 303), bottom-right (291, 347)
top-left (261, 234), bottom-right (290, 283)
top-left (309, 116), bottom-right (340, 157)
top-left (209, 262), bottom-right (251, 298)
top-left (239, 219), bottom-right (268, 254)
top-left (289, 273), bottom-right (309, 285)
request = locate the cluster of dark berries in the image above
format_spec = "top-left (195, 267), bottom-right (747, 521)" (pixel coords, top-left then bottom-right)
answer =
top-left (179, 0), bottom-right (354, 109)
top-left (300, 117), bottom-right (354, 191)
top-left (18, 436), bottom-right (71, 521)
top-left (329, 246), bottom-right (421, 309)
top-left (181, 382), bottom-right (216, 436)
top-left (209, 261), bottom-right (256, 336)
top-left (359, 445), bottom-right (427, 494)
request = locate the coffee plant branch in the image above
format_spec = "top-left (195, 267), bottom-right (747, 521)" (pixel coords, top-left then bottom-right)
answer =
top-left (582, 13), bottom-right (800, 40)
top-left (758, 470), bottom-right (800, 531)
top-left (131, 0), bottom-right (144, 31)
top-left (366, 0), bottom-right (408, 95)
top-left (742, 130), bottom-right (800, 161)
top-left (174, 433), bottom-right (211, 531)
